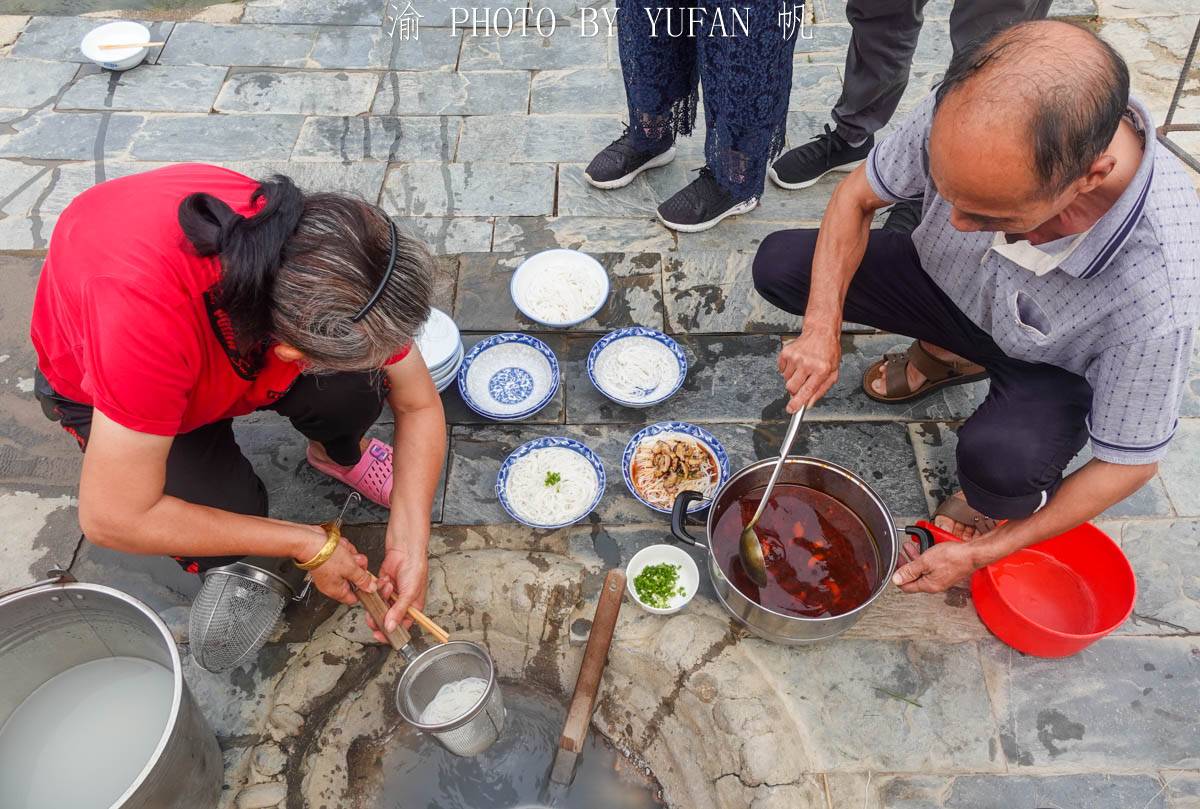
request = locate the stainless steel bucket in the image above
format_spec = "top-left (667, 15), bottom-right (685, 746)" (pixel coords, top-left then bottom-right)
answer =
top-left (0, 573), bottom-right (222, 808)
top-left (670, 457), bottom-right (899, 644)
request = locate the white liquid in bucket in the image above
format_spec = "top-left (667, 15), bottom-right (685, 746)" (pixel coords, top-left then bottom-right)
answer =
top-left (0, 656), bottom-right (174, 809)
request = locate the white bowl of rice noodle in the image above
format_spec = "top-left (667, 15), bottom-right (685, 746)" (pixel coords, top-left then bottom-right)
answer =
top-left (497, 437), bottom-right (606, 529)
top-left (510, 249), bottom-right (610, 327)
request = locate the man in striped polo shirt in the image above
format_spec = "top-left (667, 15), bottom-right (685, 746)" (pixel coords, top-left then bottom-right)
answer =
top-left (753, 20), bottom-right (1199, 593)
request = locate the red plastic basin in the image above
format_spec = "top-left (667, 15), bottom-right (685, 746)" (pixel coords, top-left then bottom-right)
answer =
top-left (907, 521), bottom-right (1137, 658)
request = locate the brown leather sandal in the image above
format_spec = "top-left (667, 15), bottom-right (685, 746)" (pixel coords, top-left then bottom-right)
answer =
top-left (934, 494), bottom-right (1000, 535)
top-left (862, 341), bottom-right (988, 404)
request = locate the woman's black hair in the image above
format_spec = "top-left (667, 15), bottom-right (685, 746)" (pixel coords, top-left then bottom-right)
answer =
top-left (178, 175), bottom-right (305, 348)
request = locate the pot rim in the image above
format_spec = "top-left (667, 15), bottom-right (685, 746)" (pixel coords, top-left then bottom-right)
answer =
top-left (0, 580), bottom-right (184, 809)
top-left (707, 455), bottom-right (899, 624)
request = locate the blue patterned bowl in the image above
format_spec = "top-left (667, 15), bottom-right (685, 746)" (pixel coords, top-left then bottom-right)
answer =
top-left (587, 327), bottom-right (688, 408)
top-left (497, 437), bottom-right (606, 529)
top-left (622, 422), bottom-right (730, 514)
top-left (457, 333), bottom-right (560, 421)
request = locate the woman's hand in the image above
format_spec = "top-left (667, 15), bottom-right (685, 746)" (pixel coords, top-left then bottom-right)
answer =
top-left (363, 522), bottom-right (430, 643)
top-left (779, 328), bottom-right (842, 413)
top-left (299, 527), bottom-right (375, 605)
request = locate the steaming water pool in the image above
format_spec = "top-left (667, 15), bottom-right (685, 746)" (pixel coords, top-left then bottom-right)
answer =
top-left (377, 682), bottom-right (665, 809)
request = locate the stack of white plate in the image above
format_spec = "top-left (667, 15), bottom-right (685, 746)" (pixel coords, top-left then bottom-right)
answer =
top-left (415, 307), bottom-right (464, 393)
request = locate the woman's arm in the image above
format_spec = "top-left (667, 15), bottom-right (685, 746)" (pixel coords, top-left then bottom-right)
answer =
top-left (377, 348), bottom-right (447, 633)
top-left (78, 410), bottom-right (376, 604)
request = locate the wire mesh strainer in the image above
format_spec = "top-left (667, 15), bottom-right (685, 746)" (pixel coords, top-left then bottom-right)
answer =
top-left (395, 640), bottom-right (506, 757)
top-left (188, 559), bottom-right (307, 672)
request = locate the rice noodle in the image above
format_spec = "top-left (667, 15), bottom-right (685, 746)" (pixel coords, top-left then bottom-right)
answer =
top-left (420, 677), bottom-right (489, 725)
top-left (594, 337), bottom-right (681, 402)
top-left (505, 447), bottom-right (598, 525)
top-left (632, 433), bottom-right (717, 509)
top-left (520, 264), bottom-right (606, 323)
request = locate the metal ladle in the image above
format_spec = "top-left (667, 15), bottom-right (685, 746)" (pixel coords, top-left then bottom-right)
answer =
top-left (739, 404), bottom-right (807, 587)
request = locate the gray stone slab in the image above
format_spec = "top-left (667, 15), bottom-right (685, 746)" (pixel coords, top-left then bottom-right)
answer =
top-left (540, 0), bottom-right (617, 21)
top-left (372, 69), bottom-right (529, 115)
top-left (663, 251), bottom-right (805, 333)
top-left (0, 110), bottom-right (143, 160)
top-left (1159, 419), bottom-right (1200, 516)
top-left (232, 412), bottom-right (446, 524)
top-left (390, 0), bottom-right (528, 28)
top-left (789, 63), bottom-right (843, 110)
top-left (827, 773), bottom-right (1167, 809)
top-left (440, 333), bottom-right (566, 426)
top-left (11, 16), bottom-right (172, 63)
top-left (453, 251), bottom-right (664, 332)
top-left (293, 114), bottom-right (459, 161)
top-left (493, 216), bottom-right (676, 254)
top-left (243, 0), bottom-right (385, 25)
top-left (759, 638), bottom-right (1001, 771)
top-left (129, 114), bottom-right (303, 161)
top-left (393, 216), bottom-right (494, 254)
top-left (215, 70), bottom-right (379, 115)
top-left (443, 419), bottom-right (923, 524)
top-left (1167, 773), bottom-right (1200, 809)
top-left (309, 25), bottom-right (461, 69)
top-left (562, 333), bottom-right (785, 423)
top-left (1050, 0), bottom-right (1100, 18)
top-left (458, 114), bottom-right (622, 163)
top-left (530, 67), bottom-right (625, 114)
top-left (459, 25), bottom-right (609, 70)
top-left (913, 17), bottom-right (953, 66)
top-left (58, 65), bottom-right (227, 112)
top-left (0, 58), bottom-right (76, 108)
top-left (0, 210), bottom-right (57, 251)
top-left (986, 636), bottom-right (1200, 770)
top-left (556, 161), bottom-right (691, 218)
top-left (220, 160), bottom-right (388, 199)
top-left (791, 23), bottom-right (851, 58)
top-left (380, 162), bottom-right (556, 216)
top-left (908, 418), bottom-right (1175, 519)
top-left (1180, 336), bottom-right (1199, 418)
top-left (0, 254), bottom-right (83, 591)
top-left (1119, 519), bottom-right (1200, 636)
top-left (157, 22), bottom-right (318, 68)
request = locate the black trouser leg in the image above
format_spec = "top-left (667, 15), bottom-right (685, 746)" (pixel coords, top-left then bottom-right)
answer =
top-left (268, 371), bottom-right (388, 467)
top-left (751, 228), bottom-right (1092, 519)
top-left (36, 372), bottom-right (263, 573)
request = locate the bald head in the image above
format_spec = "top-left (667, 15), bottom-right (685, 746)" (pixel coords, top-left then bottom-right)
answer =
top-left (933, 21), bottom-right (1129, 196)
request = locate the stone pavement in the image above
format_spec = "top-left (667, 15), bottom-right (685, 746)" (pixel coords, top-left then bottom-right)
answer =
top-left (0, 1), bottom-right (1198, 808)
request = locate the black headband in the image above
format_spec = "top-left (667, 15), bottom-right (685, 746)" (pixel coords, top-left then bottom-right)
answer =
top-left (350, 218), bottom-right (399, 323)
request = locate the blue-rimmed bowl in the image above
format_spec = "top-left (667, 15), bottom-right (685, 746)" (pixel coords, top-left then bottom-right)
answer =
top-left (510, 249), bottom-right (610, 328)
top-left (622, 422), bottom-right (730, 514)
top-left (457, 333), bottom-right (560, 421)
top-left (496, 437), bottom-right (606, 529)
top-left (587, 327), bottom-right (688, 408)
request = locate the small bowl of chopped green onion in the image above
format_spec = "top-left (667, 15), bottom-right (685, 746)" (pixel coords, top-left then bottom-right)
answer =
top-left (625, 545), bottom-right (699, 615)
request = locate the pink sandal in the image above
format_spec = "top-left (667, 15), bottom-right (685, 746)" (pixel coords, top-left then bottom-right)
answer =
top-left (307, 438), bottom-right (393, 507)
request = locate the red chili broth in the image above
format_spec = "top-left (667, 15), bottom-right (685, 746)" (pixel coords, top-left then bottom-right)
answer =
top-left (713, 484), bottom-right (880, 618)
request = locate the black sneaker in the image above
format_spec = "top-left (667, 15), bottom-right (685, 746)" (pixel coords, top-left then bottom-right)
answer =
top-left (584, 128), bottom-right (676, 190)
top-left (768, 125), bottom-right (873, 190)
top-left (656, 166), bottom-right (758, 233)
top-left (882, 199), bottom-right (923, 234)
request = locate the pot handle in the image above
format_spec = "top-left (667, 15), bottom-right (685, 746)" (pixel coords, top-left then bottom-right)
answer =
top-left (670, 490), bottom-right (708, 549)
top-left (904, 520), bottom-right (962, 553)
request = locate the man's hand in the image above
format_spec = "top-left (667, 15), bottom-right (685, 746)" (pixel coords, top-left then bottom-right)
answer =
top-left (892, 540), bottom-right (980, 594)
top-left (779, 329), bottom-right (842, 413)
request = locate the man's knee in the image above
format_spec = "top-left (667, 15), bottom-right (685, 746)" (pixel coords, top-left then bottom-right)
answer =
top-left (752, 229), bottom-right (816, 310)
top-left (955, 421), bottom-right (1065, 519)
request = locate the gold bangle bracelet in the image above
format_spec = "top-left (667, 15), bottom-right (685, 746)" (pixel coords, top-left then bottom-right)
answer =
top-left (295, 523), bottom-right (340, 571)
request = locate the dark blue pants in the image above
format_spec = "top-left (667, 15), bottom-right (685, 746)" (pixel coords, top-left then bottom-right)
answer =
top-left (752, 227), bottom-right (1093, 520)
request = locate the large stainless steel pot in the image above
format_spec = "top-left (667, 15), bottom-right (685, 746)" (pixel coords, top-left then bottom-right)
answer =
top-left (0, 572), bottom-right (222, 808)
top-left (670, 457), bottom-right (899, 644)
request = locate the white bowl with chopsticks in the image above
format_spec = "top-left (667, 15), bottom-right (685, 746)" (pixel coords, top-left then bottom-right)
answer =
top-left (80, 21), bottom-right (156, 71)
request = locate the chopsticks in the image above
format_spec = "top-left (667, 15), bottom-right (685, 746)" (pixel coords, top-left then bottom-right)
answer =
top-left (98, 41), bottom-right (165, 49)
top-left (405, 605), bottom-right (451, 644)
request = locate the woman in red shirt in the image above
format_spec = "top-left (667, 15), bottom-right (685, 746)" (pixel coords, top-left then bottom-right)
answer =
top-left (31, 164), bottom-right (446, 636)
